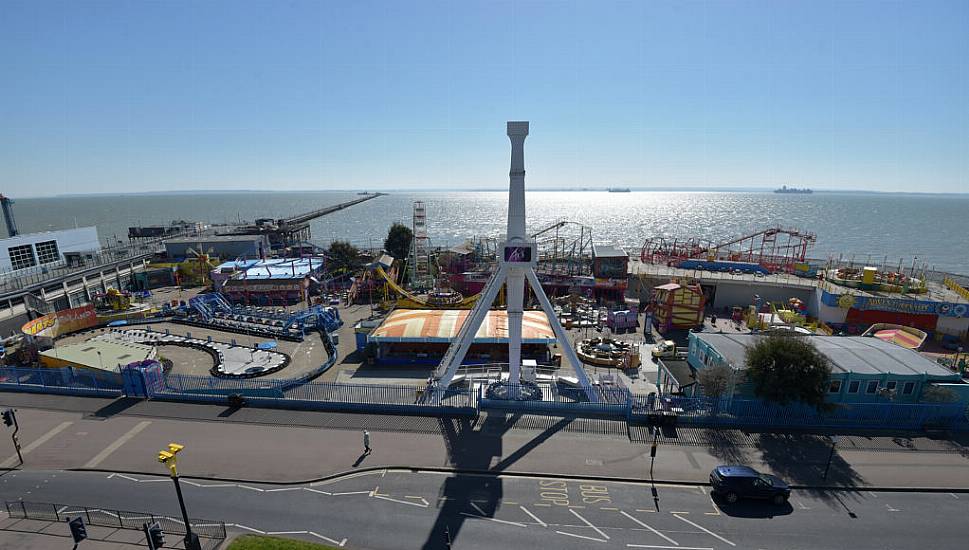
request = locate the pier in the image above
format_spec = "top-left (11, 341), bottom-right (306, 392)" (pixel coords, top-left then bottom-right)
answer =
top-left (219, 192), bottom-right (386, 248)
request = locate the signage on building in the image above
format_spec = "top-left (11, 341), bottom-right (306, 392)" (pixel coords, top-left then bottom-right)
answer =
top-left (821, 290), bottom-right (969, 318)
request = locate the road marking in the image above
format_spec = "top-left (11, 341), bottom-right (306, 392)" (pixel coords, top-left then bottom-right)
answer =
top-left (555, 530), bottom-right (607, 543)
top-left (570, 509), bottom-right (609, 540)
top-left (949, 493), bottom-right (960, 499)
top-left (308, 531), bottom-right (347, 547)
top-left (673, 514), bottom-right (735, 547)
top-left (233, 524), bottom-right (266, 534)
top-left (82, 420), bottom-right (152, 469)
top-left (265, 487), bottom-right (303, 493)
top-left (619, 510), bottom-right (678, 546)
top-left (373, 495), bottom-right (429, 508)
top-left (627, 546), bottom-right (712, 550)
top-left (867, 491), bottom-right (878, 498)
top-left (885, 504), bottom-right (900, 512)
top-left (794, 498), bottom-right (811, 510)
top-left (1, 421), bottom-right (73, 467)
top-left (636, 509), bottom-right (657, 513)
top-left (460, 512), bottom-right (527, 527)
top-left (237, 485), bottom-right (265, 492)
top-left (332, 491), bottom-right (370, 496)
top-left (520, 505), bottom-right (547, 527)
top-left (619, 511), bottom-right (680, 546)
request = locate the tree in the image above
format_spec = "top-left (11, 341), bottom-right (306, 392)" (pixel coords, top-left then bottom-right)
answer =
top-left (383, 222), bottom-right (413, 262)
top-left (327, 240), bottom-right (363, 274)
top-left (920, 385), bottom-right (959, 404)
top-left (696, 364), bottom-right (733, 399)
top-left (745, 334), bottom-right (832, 410)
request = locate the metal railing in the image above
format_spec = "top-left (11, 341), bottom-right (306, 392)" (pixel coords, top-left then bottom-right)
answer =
top-left (4, 500), bottom-right (226, 542)
top-left (0, 366), bottom-right (123, 395)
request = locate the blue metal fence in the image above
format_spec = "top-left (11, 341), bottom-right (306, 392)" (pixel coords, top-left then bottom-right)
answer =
top-left (2, 363), bottom-right (967, 430)
top-left (152, 372), bottom-right (476, 414)
top-left (0, 366), bottom-right (123, 397)
top-left (641, 395), bottom-right (969, 430)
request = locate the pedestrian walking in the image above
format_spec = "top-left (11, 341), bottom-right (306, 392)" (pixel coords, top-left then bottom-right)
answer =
top-left (363, 430), bottom-right (371, 454)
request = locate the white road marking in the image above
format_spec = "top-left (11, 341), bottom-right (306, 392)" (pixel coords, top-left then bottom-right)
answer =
top-left (308, 531), bottom-right (347, 547)
top-left (867, 491), bottom-right (879, 498)
top-left (265, 487), bottom-right (303, 493)
top-left (673, 513), bottom-right (736, 547)
top-left (619, 510), bottom-right (678, 546)
top-left (1, 421), bottom-right (74, 468)
top-left (460, 512), bottom-right (527, 527)
top-left (570, 509), bottom-right (610, 540)
top-left (885, 504), bottom-right (900, 512)
top-left (949, 493), bottom-right (960, 499)
top-left (794, 498), bottom-right (811, 510)
top-left (627, 546), bottom-right (713, 550)
top-left (233, 523), bottom-right (266, 534)
top-left (520, 506), bottom-right (547, 527)
top-left (373, 494), bottom-right (429, 508)
top-left (331, 491), bottom-right (370, 496)
top-left (555, 530), bottom-right (608, 543)
top-left (82, 421), bottom-right (151, 468)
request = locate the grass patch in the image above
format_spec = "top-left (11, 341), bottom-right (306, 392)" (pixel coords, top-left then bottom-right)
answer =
top-left (227, 534), bottom-right (342, 550)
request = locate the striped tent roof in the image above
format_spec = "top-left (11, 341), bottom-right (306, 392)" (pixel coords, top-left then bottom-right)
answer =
top-left (369, 309), bottom-right (556, 344)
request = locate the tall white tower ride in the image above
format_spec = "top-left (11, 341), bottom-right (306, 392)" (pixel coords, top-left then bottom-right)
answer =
top-left (433, 122), bottom-right (596, 401)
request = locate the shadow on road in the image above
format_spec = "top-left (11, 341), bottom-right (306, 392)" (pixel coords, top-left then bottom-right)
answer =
top-left (90, 397), bottom-right (143, 419)
top-left (419, 413), bottom-right (574, 550)
top-left (714, 495), bottom-right (794, 518)
top-left (705, 429), bottom-right (755, 464)
top-left (757, 433), bottom-right (865, 505)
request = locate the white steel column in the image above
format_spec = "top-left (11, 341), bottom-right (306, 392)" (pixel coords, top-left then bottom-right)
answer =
top-left (505, 121), bottom-right (528, 387)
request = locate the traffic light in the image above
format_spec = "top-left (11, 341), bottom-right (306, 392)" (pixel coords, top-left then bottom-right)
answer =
top-left (144, 522), bottom-right (165, 549)
top-left (68, 516), bottom-right (87, 543)
top-left (2, 409), bottom-right (13, 427)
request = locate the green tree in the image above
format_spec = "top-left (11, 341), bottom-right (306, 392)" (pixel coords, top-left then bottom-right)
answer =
top-left (383, 222), bottom-right (413, 262)
top-left (327, 240), bottom-right (363, 274)
top-left (745, 334), bottom-right (832, 410)
top-left (696, 364), bottom-right (733, 399)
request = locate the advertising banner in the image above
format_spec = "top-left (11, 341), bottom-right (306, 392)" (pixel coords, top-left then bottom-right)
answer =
top-left (821, 290), bottom-right (969, 318)
top-left (21, 304), bottom-right (98, 337)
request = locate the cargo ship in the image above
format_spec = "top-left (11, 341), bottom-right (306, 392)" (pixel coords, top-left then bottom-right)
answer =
top-left (774, 185), bottom-right (812, 194)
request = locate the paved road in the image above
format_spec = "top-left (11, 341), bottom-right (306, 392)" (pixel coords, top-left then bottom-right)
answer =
top-left (1, 469), bottom-right (966, 550)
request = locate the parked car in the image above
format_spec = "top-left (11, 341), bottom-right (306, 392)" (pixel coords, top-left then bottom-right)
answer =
top-left (709, 465), bottom-right (790, 505)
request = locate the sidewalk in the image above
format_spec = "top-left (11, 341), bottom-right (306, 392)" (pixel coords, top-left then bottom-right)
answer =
top-left (0, 392), bottom-right (967, 490)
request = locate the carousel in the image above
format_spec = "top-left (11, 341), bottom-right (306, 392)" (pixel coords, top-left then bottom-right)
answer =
top-left (575, 337), bottom-right (639, 368)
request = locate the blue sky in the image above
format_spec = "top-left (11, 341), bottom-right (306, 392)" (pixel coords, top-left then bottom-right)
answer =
top-left (1, 0), bottom-right (967, 196)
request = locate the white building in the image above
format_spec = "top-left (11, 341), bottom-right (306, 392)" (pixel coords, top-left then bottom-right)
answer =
top-left (0, 227), bottom-right (101, 275)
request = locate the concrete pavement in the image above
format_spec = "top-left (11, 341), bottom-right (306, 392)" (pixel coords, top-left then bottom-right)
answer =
top-left (0, 393), bottom-right (966, 490)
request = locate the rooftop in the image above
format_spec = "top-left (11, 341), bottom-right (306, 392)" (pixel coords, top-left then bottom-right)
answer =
top-left (369, 309), bottom-right (556, 344)
top-left (229, 258), bottom-right (325, 280)
top-left (694, 332), bottom-right (961, 379)
top-left (165, 235), bottom-right (266, 244)
top-left (40, 340), bottom-right (155, 373)
top-left (593, 244), bottom-right (629, 259)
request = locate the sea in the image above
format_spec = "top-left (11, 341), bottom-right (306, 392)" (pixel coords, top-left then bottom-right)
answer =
top-left (7, 190), bottom-right (969, 275)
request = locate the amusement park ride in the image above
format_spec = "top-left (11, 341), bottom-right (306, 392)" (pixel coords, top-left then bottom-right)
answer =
top-left (432, 122), bottom-right (596, 402)
top-left (640, 227), bottom-right (816, 274)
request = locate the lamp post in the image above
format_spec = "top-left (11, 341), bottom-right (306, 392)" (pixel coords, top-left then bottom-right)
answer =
top-left (157, 442), bottom-right (202, 550)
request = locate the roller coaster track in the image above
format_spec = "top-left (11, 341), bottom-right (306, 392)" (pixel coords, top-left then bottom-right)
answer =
top-left (374, 266), bottom-right (481, 308)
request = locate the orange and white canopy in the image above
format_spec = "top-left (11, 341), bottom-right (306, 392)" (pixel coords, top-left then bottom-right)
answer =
top-left (369, 309), bottom-right (555, 343)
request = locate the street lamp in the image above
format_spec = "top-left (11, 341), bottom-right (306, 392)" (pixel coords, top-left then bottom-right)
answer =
top-left (157, 442), bottom-right (202, 550)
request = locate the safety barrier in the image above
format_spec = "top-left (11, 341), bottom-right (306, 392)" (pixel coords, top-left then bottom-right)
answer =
top-left (4, 500), bottom-right (226, 542)
top-left (635, 395), bottom-right (969, 431)
top-left (0, 366), bottom-right (123, 397)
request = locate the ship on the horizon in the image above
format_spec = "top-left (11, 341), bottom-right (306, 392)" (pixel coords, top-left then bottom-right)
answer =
top-left (774, 185), bottom-right (813, 194)
top-left (607, 187), bottom-right (631, 193)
